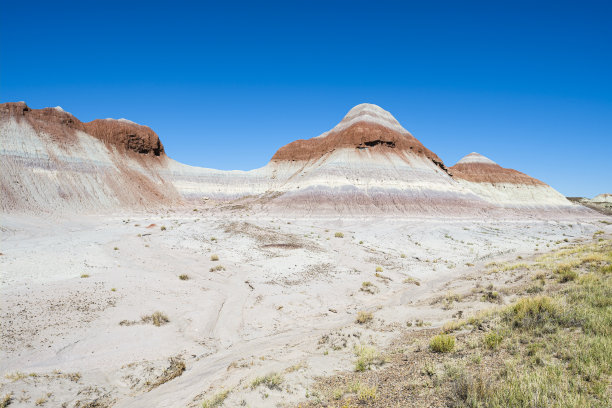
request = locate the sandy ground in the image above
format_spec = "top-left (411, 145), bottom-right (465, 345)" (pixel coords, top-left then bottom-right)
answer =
top-left (1, 208), bottom-right (610, 407)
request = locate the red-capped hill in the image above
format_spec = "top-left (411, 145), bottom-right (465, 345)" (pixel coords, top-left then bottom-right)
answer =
top-left (0, 102), bottom-right (164, 156)
top-left (84, 119), bottom-right (164, 156)
top-left (270, 103), bottom-right (449, 173)
top-left (450, 152), bottom-right (545, 185)
top-left (1, 102), bottom-right (86, 144)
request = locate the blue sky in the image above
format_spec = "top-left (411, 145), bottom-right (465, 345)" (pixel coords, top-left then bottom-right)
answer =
top-left (1, 0), bottom-right (610, 197)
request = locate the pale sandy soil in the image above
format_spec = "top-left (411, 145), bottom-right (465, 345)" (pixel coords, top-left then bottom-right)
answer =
top-left (1, 208), bottom-right (609, 407)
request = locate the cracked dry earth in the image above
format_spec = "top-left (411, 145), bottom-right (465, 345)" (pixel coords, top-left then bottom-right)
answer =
top-left (0, 208), bottom-right (609, 407)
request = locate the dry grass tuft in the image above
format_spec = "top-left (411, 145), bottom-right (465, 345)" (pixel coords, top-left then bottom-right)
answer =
top-left (201, 390), bottom-right (230, 408)
top-left (148, 357), bottom-right (185, 390)
top-left (141, 311), bottom-right (169, 327)
top-left (251, 372), bottom-right (283, 390)
top-left (355, 311), bottom-right (373, 324)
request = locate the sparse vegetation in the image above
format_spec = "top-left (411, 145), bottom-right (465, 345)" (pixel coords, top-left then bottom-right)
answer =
top-left (139, 311), bottom-right (169, 327)
top-left (210, 254), bottom-right (219, 261)
top-left (209, 265), bottom-right (225, 272)
top-left (201, 389), bottom-right (230, 408)
top-left (113, 247), bottom-right (119, 250)
top-left (555, 263), bottom-right (578, 282)
top-left (429, 334), bottom-right (455, 353)
top-left (0, 393), bottom-right (12, 408)
top-left (335, 232), bottom-right (344, 238)
top-left (250, 372), bottom-right (283, 390)
top-left (160, 226), bottom-right (166, 231)
top-left (179, 274), bottom-right (189, 280)
top-left (360, 281), bottom-right (377, 294)
top-left (357, 384), bottom-right (377, 401)
top-left (483, 331), bottom-right (503, 349)
top-left (80, 273), bottom-right (90, 278)
top-left (375, 266), bottom-right (383, 273)
top-left (403, 276), bottom-right (421, 286)
top-left (354, 345), bottom-right (385, 371)
top-left (299, 239), bottom-right (612, 408)
top-left (355, 311), bottom-right (373, 324)
top-left (148, 357), bottom-right (185, 390)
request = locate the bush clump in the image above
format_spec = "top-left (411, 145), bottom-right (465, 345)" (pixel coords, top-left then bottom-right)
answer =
top-left (430, 334), bottom-right (455, 353)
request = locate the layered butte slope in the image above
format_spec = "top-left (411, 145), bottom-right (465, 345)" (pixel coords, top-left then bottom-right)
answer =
top-left (449, 152), bottom-right (572, 207)
top-left (0, 102), bottom-right (180, 213)
top-left (0, 101), bottom-right (582, 215)
top-left (251, 104), bottom-right (489, 214)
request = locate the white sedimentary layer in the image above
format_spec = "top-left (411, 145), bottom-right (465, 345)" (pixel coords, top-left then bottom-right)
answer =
top-left (456, 152), bottom-right (498, 165)
top-left (0, 118), bottom-right (178, 213)
top-left (314, 103), bottom-right (409, 139)
top-left (592, 194), bottom-right (612, 203)
top-left (0, 103), bottom-right (585, 214)
top-left (454, 179), bottom-right (572, 207)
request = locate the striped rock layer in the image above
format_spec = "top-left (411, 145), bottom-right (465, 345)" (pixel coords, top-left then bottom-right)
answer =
top-left (449, 153), bottom-right (571, 207)
top-left (0, 102), bottom-right (579, 215)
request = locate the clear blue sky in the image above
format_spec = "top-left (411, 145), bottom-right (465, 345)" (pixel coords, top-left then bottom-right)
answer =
top-left (1, 1), bottom-right (610, 197)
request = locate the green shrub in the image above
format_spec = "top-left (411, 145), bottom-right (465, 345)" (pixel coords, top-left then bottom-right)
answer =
top-left (484, 331), bottom-right (503, 349)
top-left (430, 334), bottom-right (455, 353)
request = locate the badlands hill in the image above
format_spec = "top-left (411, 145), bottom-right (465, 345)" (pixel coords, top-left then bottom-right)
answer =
top-left (449, 152), bottom-right (572, 207)
top-left (0, 101), bottom-right (581, 215)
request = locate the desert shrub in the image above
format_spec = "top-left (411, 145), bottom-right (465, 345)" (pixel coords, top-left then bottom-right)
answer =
top-left (430, 334), bottom-right (455, 353)
top-left (250, 372), bottom-right (283, 389)
top-left (356, 311), bottom-right (373, 324)
top-left (335, 232), bottom-right (344, 238)
top-left (201, 390), bottom-right (230, 408)
top-left (141, 311), bottom-right (169, 327)
top-left (555, 264), bottom-right (578, 282)
top-left (375, 266), bottom-right (383, 272)
top-left (209, 265), bottom-right (225, 272)
top-left (210, 254), bottom-right (219, 261)
top-left (357, 384), bottom-right (377, 401)
top-left (484, 331), bottom-right (503, 349)
top-left (161, 226), bottom-right (166, 231)
top-left (1, 393), bottom-right (12, 408)
top-left (505, 296), bottom-right (562, 330)
top-left (354, 345), bottom-right (385, 371)
top-left (80, 274), bottom-right (90, 278)
top-left (179, 274), bottom-right (189, 280)
top-left (481, 290), bottom-right (502, 303)
top-left (403, 277), bottom-right (421, 286)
